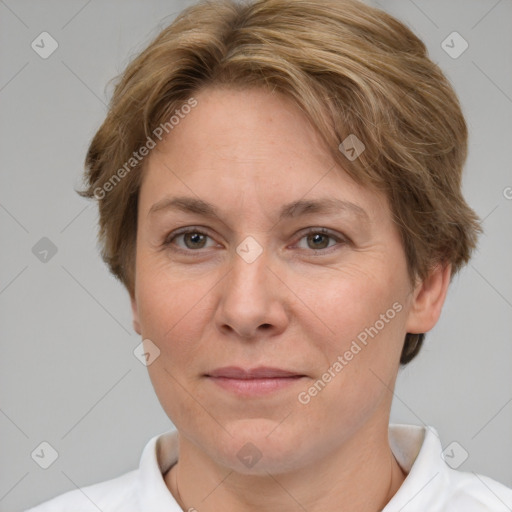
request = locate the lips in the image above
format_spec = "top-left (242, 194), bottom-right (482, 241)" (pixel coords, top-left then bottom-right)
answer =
top-left (207, 366), bottom-right (305, 379)
top-left (206, 366), bottom-right (306, 396)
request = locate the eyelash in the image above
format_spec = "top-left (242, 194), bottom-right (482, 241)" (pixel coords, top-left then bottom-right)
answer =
top-left (163, 227), bottom-right (349, 256)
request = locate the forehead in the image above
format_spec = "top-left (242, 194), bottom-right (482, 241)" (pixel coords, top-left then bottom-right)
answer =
top-left (140, 86), bottom-right (389, 223)
top-left (153, 86), bottom-right (334, 169)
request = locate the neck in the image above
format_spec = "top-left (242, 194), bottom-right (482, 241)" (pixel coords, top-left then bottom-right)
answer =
top-left (164, 423), bottom-right (407, 512)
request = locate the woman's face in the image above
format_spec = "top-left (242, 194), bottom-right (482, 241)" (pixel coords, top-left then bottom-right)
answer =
top-left (131, 86), bottom-right (432, 474)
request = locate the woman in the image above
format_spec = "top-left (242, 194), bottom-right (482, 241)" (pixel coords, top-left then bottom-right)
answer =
top-left (27, 0), bottom-right (512, 510)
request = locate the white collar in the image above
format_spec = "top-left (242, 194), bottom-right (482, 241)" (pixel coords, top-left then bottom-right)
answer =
top-left (136, 423), bottom-right (506, 511)
top-left (384, 424), bottom-right (444, 510)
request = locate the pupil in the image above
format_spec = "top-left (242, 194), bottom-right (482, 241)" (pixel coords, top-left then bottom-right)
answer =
top-left (310, 234), bottom-right (327, 249)
top-left (188, 233), bottom-right (204, 247)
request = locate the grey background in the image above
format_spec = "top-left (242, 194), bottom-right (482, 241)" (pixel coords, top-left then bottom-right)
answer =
top-left (0, 0), bottom-right (511, 510)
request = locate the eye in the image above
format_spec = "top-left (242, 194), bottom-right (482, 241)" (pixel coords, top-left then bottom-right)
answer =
top-left (164, 228), bottom-right (217, 251)
top-left (164, 227), bottom-right (348, 255)
top-left (295, 228), bottom-right (347, 252)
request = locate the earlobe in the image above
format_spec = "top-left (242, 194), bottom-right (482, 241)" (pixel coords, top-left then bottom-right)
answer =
top-left (405, 263), bottom-right (452, 334)
top-left (130, 293), bottom-right (142, 335)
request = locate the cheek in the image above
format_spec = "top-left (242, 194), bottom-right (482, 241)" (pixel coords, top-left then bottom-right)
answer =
top-left (306, 267), bottom-right (407, 404)
top-left (134, 257), bottom-right (215, 363)
top-left (296, 281), bottom-right (405, 438)
top-left (135, 262), bottom-right (216, 428)
top-left (307, 264), bottom-right (407, 355)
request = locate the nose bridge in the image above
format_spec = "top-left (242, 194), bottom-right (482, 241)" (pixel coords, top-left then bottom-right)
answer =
top-left (215, 233), bottom-right (287, 337)
top-left (229, 234), bottom-right (271, 301)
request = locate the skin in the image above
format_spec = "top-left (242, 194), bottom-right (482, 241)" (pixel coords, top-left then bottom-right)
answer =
top-left (130, 86), bottom-right (451, 512)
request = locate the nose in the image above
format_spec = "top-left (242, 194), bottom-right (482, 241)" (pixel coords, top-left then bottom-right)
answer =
top-left (214, 242), bottom-right (289, 340)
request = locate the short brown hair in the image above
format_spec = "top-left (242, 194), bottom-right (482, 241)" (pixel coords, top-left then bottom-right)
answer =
top-left (78, 0), bottom-right (481, 364)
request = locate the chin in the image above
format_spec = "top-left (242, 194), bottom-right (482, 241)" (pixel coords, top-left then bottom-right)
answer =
top-left (209, 418), bottom-right (310, 475)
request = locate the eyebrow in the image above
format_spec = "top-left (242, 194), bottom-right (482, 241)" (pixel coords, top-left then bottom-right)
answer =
top-left (148, 195), bottom-right (369, 223)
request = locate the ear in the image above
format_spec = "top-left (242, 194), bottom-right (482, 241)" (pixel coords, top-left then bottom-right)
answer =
top-left (130, 292), bottom-right (142, 335)
top-left (405, 263), bottom-right (452, 334)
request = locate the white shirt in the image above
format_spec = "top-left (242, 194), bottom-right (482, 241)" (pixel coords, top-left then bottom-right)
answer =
top-left (26, 424), bottom-right (512, 511)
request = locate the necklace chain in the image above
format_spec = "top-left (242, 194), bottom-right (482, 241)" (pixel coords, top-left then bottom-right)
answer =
top-left (173, 464), bottom-right (184, 507)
